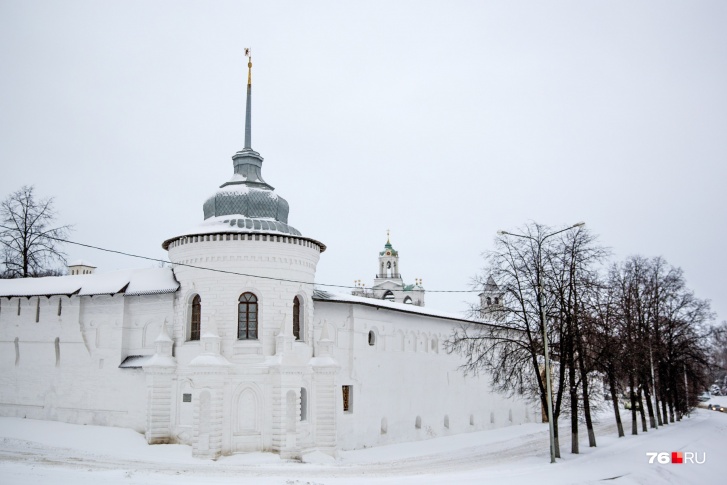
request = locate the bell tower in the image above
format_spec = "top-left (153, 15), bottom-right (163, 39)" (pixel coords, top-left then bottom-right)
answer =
top-left (479, 275), bottom-right (505, 321)
top-left (377, 230), bottom-right (400, 279)
top-left (355, 231), bottom-right (424, 306)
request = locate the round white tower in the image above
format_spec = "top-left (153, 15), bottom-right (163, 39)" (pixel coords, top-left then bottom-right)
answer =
top-left (161, 54), bottom-right (325, 361)
top-left (147, 52), bottom-right (335, 460)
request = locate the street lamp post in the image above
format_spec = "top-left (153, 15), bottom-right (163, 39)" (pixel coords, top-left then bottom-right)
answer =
top-left (497, 222), bottom-right (585, 464)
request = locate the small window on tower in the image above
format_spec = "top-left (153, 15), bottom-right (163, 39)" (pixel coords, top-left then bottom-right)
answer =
top-left (182, 393), bottom-right (192, 403)
top-left (293, 296), bottom-right (301, 340)
top-left (190, 295), bottom-right (201, 341)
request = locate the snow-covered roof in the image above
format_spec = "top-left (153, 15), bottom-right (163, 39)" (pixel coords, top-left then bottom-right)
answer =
top-left (480, 275), bottom-right (500, 293)
top-left (168, 215), bottom-right (299, 239)
top-left (118, 355), bottom-right (151, 369)
top-left (0, 268), bottom-right (179, 298)
top-left (123, 268), bottom-right (180, 296)
top-left (67, 259), bottom-right (96, 268)
top-left (313, 289), bottom-right (481, 325)
top-left (161, 215), bottom-right (326, 252)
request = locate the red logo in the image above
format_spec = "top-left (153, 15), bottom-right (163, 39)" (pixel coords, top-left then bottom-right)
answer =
top-left (672, 452), bottom-right (683, 464)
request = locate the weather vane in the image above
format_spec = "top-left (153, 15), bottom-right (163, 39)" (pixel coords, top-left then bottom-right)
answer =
top-left (244, 47), bottom-right (252, 85)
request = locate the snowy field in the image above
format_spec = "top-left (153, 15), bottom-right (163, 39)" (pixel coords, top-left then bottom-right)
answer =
top-left (2, 402), bottom-right (727, 485)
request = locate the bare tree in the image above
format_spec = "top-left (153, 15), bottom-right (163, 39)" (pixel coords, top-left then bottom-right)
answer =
top-left (604, 256), bottom-right (713, 431)
top-left (589, 280), bottom-right (626, 437)
top-left (608, 257), bottom-right (654, 435)
top-left (0, 186), bottom-right (73, 278)
top-left (655, 268), bottom-right (712, 420)
top-left (548, 227), bottom-right (607, 452)
top-left (447, 222), bottom-right (595, 459)
top-left (709, 321), bottom-right (727, 390)
top-left (451, 222), bottom-right (715, 459)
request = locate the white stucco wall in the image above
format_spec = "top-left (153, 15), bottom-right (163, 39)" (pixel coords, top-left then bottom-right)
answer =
top-left (313, 301), bottom-right (539, 450)
top-left (0, 292), bottom-right (174, 431)
top-left (0, 234), bottom-right (537, 459)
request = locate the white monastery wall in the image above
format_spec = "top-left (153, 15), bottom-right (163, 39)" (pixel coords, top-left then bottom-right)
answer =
top-left (0, 61), bottom-right (539, 461)
top-left (0, 292), bottom-right (174, 431)
top-left (314, 301), bottom-right (539, 450)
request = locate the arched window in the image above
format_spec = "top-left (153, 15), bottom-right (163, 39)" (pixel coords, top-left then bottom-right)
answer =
top-left (293, 296), bottom-right (301, 340)
top-left (494, 297), bottom-right (499, 305)
top-left (238, 292), bottom-right (258, 340)
top-left (403, 296), bottom-right (413, 304)
top-left (383, 290), bottom-right (394, 301)
top-left (190, 295), bottom-right (201, 341)
top-left (486, 297), bottom-right (492, 305)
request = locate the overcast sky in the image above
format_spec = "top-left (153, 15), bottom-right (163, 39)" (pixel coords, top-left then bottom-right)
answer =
top-left (1, 1), bottom-right (725, 322)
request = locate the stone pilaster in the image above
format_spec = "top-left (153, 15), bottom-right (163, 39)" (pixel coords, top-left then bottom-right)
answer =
top-left (143, 321), bottom-right (177, 445)
top-left (270, 370), bottom-right (303, 459)
top-left (144, 369), bottom-right (175, 444)
top-left (312, 367), bottom-right (338, 454)
top-left (191, 375), bottom-right (226, 459)
top-left (189, 331), bottom-right (230, 459)
top-left (310, 321), bottom-right (340, 456)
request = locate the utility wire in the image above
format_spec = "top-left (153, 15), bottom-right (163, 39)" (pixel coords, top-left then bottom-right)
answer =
top-left (0, 225), bottom-right (479, 293)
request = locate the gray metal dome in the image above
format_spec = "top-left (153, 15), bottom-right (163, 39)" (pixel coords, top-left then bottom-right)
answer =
top-left (199, 59), bottom-right (301, 234)
top-left (203, 185), bottom-right (290, 223)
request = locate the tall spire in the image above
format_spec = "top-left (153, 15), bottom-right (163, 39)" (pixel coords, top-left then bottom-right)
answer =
top-left (221, 48), bottom-right (270, 191)
top-left (244, 48), bottom-right (252, 149)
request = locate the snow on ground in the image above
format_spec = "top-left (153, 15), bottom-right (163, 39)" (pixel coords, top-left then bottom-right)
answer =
top-left (1, 409), bottom-right (726, 485)
top-left (704, 395), bottom-right (727, 407)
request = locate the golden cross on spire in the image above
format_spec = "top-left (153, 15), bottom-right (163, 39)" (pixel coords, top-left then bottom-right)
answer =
top-left (387, 229), bottom-right (390, 244)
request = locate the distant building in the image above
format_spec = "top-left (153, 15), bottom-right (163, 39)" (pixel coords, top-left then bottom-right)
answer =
top-left (0, 57), bottom-right (535, 460)
top-left (352, 234), bottom-right (425, 306)
top-left (67, 260), bottom-right (96, 275)
top-left (479, 275), bottom-right (505, 321)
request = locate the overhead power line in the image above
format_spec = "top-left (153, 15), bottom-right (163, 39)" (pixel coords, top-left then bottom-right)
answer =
top-left (0, 225), bottom-right (479, 293)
